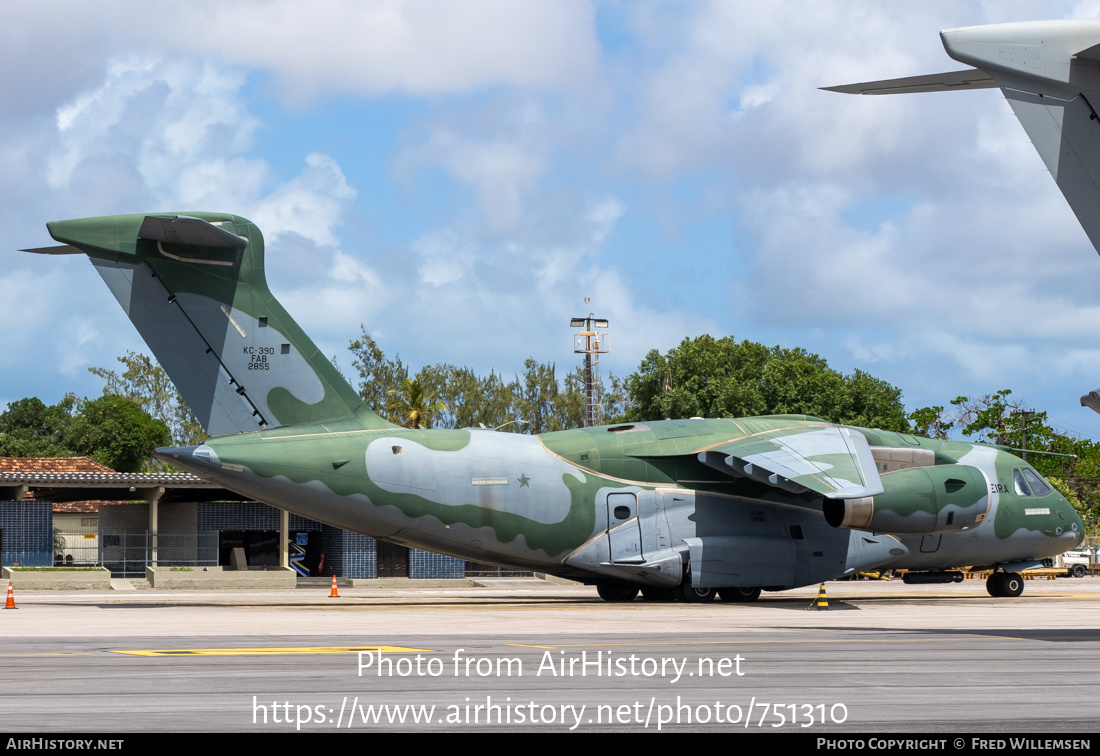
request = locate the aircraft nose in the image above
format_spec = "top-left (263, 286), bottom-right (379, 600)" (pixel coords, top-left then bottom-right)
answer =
top-left (1056, 491), bottom-right (1086, 547)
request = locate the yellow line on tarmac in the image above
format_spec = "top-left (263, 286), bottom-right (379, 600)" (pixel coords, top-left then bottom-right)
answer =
top-left (111, 645), bottom-right (435, 657)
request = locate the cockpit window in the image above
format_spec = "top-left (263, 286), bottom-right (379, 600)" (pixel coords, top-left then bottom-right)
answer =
top-left (1013, 469), bottom-right (1031, 497)
top-left (1022, 468), bottom-right (1051, 496)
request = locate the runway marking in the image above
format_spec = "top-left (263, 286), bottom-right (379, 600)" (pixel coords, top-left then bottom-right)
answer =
top-left (111, 645), bottom-right (435, 657)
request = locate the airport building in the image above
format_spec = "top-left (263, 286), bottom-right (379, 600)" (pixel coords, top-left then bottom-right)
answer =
top-left (0, 457), bottom-right (489, 580)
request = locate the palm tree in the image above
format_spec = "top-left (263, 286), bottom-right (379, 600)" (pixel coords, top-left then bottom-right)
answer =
top-left (386, 378), bottom-right (446, 429)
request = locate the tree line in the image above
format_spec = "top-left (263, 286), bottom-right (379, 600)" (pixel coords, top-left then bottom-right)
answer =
top-left (0, 330), bottom-right (1097, 535)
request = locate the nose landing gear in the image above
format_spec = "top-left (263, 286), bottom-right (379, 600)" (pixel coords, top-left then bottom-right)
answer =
top-left (985, 570), bottom-right (1024, 598)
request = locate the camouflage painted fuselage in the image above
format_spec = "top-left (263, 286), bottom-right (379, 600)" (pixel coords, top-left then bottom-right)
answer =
top-left (164, 415), bottom-right (1085, 590)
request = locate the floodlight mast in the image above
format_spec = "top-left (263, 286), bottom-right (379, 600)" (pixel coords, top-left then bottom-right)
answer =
top-left (571, 298), bottom-right (610, 427)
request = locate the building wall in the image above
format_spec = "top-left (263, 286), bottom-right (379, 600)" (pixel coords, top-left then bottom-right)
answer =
top-left (410, 549), bottom-right (465, 579)
top-left (98, 502), bottom-right (148, 534)
top-left (0, 500), bottom-right (52, 567)
top-left (4, 498), bottom-right (469, 578)
top-left (197, 502), bottom-right (321, 532)
top-left (323, 527), bottom-right (377, 579)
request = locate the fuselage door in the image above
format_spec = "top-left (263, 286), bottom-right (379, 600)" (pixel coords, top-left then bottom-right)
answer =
top-left (606, 491), bottom-right (644, 563)
top-left (920, 534), bottom-right (942, 553)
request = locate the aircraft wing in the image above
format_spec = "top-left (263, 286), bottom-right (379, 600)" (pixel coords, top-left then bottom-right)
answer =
top-left (696, 426), bottom-right (883, 499)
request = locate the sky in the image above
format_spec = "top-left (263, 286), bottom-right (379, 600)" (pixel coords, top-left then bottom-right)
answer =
top-left (5, 0), bottom-right (1100, 440)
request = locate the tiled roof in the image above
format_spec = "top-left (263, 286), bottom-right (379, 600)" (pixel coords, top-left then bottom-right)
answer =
top-left (0, 457), bottom-right (114, 473)
top-left (0, 471), bottom-right (208, 485)
top-left (53, 501), bottom-right (102, 513)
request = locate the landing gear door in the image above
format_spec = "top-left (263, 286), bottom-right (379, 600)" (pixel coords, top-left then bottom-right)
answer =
top-left (638, 490), bottom-right (659, 556)
top-left (606, 491), bottom-right (643, 563)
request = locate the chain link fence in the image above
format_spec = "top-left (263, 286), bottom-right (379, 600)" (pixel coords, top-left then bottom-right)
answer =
top-left (53, 531), bottom-right (219, 577)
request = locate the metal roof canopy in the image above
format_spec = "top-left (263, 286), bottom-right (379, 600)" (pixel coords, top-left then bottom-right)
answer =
top-left (0, 471), bottom-right (250, 503)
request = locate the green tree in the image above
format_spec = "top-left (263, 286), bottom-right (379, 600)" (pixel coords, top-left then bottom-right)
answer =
top-left (624, 335), bottom-right (908, 430)
top-left (89, 352), bottom-right (203, 446)
top-left (386, 378), bottom-right (446, 429)
top-left (601, 372), bottom-right (632, 425)
top-left (64, 395), bottom-right (171, 472)
top-left (0, 395), bottom-right (78, 457)
top-left (348, 326), bottom-right (407, 414)
top-left (0, 394), bottom-right (170, 472)
top-left (908, 405), bottom-right (952, 440)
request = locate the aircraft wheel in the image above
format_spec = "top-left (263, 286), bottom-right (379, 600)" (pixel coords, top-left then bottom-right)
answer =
top-left (718, 586), bottom-right (761, 603)
top-left (675, 575), bottom-right (716, 603)
top-left (1000, 572), bottom-right (1024, 597)
top-left (985, 572), bottom-right (1004, 597)
top-left (596, 582), bottom-right (640, 603)
top-left (640, 587), bottom-right (676, 602)
top-left (1071, 564), bottom-right (1087, 578)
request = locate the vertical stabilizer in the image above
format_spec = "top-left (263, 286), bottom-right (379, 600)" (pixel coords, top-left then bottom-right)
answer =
top-left (42, 212), bottom-right (392, 435)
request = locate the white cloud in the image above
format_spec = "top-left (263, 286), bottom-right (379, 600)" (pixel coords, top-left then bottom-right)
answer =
top-left (250, 153), bottom-right (357, 247)
top-left (188, 0), bottom-right (601, 101)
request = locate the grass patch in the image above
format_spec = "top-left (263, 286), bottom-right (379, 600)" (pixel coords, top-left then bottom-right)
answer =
top-left (169, 566), bottom-right (193, 572)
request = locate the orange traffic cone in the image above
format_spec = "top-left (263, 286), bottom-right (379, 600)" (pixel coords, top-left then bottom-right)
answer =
top-left (329, 575), bottom-right (340, 598)
top-left (4, 581), bottom-right (16, 609)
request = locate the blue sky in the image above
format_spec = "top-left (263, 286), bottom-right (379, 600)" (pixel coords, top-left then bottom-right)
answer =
top-left (5, 1), bottom-right (1100, 441)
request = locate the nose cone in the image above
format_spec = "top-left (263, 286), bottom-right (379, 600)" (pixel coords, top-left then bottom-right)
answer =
top-left (1069, 506), bottom-right (1086, 548)
top-left (1050, 488), bottom-right (1087, 548)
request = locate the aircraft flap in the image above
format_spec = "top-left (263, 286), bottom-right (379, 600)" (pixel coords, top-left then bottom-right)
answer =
top-left (697, 425), bottom-right (884, 499)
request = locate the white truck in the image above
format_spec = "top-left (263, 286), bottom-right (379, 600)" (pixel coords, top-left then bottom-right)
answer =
top-left (1055, 548), bottom-right (1095, 578)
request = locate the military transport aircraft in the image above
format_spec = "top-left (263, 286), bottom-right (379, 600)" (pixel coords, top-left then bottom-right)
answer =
top-left (826, 19), bottom-right (1100, 414)
top-left (24, 213), bottom-right (1084, 599)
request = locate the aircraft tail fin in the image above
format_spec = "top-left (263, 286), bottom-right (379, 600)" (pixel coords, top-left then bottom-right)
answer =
top-left (41, 212), bottom-right (393, 435)
top-left (827, 20), bottom-right (1100, 257)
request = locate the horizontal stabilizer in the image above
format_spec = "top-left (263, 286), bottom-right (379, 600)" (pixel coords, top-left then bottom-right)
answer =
top-left (19, 245), bottom-right (81, 255)
top-left (822, 69), bottom-right (995, 95)
top-left (138, 215), bottom-right (248, 249)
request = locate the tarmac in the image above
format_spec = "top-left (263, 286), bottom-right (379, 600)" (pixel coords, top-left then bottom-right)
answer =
top-left (3, 576), bottom-right (1098, 733)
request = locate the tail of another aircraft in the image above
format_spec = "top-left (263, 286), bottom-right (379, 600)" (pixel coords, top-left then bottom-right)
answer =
top-left (35, 212), bottom-right (392, 436)
top-left (825, 20), bottom-right (1100, 414)
top-left (827, 20), bottom-right (1100, 255)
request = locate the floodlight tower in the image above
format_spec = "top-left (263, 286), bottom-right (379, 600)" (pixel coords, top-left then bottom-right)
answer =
top-left (571, 298), bottom-right (609, 428)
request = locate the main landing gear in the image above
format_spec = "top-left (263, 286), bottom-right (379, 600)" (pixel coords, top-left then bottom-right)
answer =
top-left (595, 581), bottom-right (640, 602)
top-left (595, 579), bottom-right (762, 603)
top-left (985, 570), bottom-right (1024, 598)
top-left (717, 586), bottom-right (762, 602)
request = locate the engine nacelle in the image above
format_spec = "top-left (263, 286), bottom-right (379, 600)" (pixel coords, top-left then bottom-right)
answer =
top-left (822, 464), bottom-right (990, 535)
